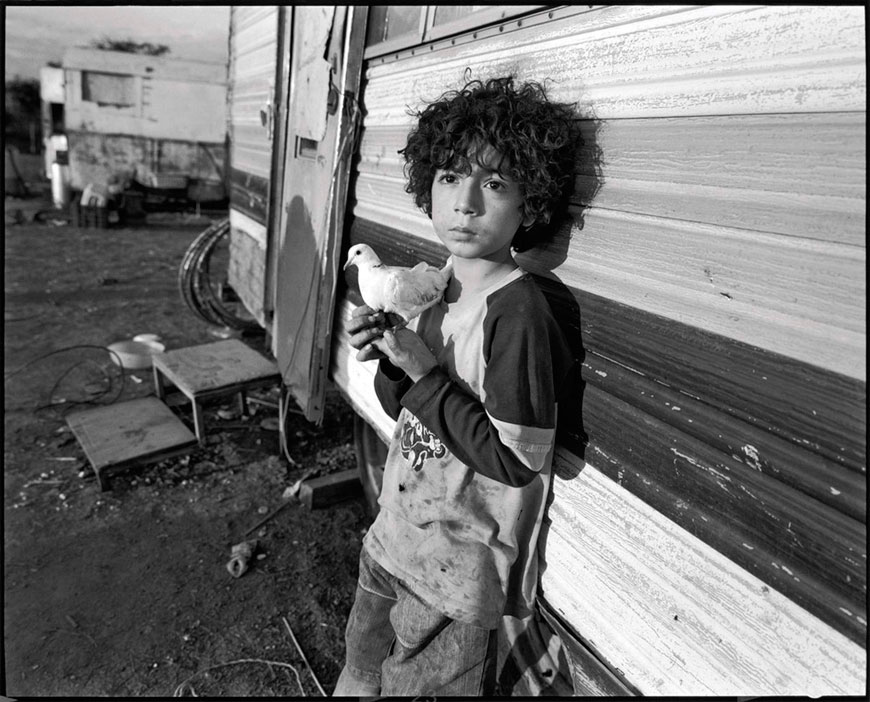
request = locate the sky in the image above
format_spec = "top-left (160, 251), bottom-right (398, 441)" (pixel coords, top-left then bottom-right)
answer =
top-left (5, 5), bottom-right (231, 81)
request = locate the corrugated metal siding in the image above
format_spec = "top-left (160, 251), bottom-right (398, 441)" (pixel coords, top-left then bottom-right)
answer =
top-left (228, 6), bottom-right (278, 181)
top-left (333, 4), bottom-right (866, 695)
top-left (226, 6), bottom-right (279, 325)
top-left (353, 4), bottom-right (866, 380)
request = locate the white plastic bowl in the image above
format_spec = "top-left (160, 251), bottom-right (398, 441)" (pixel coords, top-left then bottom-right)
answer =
top-left (107, 339), bottom-right (166, 370)
top-left (133, 333), bottom-right (163, 345)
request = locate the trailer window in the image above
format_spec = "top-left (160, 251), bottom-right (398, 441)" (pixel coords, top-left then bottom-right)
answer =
top-left (364, 6), bottom-right (426, 51)
top-left (81, 71), bottom-right (136, 108)
top-left (364, 5), bottom-right (546, 58)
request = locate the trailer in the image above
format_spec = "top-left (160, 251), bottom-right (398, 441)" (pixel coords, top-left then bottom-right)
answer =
top-left (224, 5), bottom-right (866, 695)
top-left (48, 47), bottom-right (228, 197)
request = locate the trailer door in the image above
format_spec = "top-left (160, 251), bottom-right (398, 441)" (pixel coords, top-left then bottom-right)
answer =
top-left (271, 6), bottom-right (367, 423)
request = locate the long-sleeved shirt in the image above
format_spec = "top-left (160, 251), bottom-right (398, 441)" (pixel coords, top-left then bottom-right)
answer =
top-left (363, 266), bottom-right (574, 629)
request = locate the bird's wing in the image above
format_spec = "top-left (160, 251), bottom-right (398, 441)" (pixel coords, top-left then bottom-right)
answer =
top-left (383, 266), bottom-right (447, 314)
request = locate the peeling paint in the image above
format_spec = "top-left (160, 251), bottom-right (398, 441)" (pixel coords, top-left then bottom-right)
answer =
top-left (742, 542), bottom-right (755, 550)
top-left (595, 370), bottom-right (608, 377)
top-left (741, 444), bottom-right (763, 471)
top-left (671, 406), bottom-right (681, 411)
top-left (830, 487), bottom-right (841, 495)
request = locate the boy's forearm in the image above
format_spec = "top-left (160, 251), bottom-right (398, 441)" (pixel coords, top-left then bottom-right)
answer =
top-left (401, 367), bottom-right (542, 488)
top-left (374, 359), bottom-right (412, 421)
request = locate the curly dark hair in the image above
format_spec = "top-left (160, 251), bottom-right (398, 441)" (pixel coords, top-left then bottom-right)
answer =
top-left (399, 76), bottom-right (579, 252)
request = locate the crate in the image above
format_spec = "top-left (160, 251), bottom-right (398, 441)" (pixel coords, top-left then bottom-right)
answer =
top-left (70, 195), bottom-right (115, 229)
top-left (70, 196), bottom-right (110, 229)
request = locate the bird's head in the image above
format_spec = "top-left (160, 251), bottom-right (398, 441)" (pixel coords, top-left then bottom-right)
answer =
top-left (343, 243), bottom-right (380, 271)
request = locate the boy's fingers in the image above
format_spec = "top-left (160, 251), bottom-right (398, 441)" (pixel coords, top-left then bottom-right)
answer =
top-left (349, 327), bottom-right (383, 349)
top-left (351, 305), bottom-right (375, 318)
top-left (355, 343), bottom-right (384, 362)
top-left (347, 312), bottom-right (385, 335)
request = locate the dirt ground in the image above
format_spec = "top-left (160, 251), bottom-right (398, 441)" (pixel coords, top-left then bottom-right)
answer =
top-left (3, 190), bottom-right (370, 697)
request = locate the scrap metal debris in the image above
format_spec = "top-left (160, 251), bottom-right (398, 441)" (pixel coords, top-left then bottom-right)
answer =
top-left (225, 539), bottom-right (259, 578)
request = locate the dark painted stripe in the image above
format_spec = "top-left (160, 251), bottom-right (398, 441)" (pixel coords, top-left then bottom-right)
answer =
top-left (552, 283), bottom-right (866, 475)
top-left (580, 386), bottom-right (865, 644)
top-left (229, 167), bottom-right (269, 224)
top-left (346, 214), bottom-right (867, 645)
top-left (577, 352), bottom-right (865, 521)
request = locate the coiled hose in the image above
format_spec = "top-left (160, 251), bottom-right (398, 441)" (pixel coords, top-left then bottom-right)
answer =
top-left (178, 218), bottom-right (261, 331)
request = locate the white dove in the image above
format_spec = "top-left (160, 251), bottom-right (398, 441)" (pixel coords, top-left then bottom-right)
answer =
top-left (343, 243), bottom-right (453, 328)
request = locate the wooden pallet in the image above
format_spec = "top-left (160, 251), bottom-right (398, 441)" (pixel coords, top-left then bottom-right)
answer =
top-left (66, 397), bottom-right (198, 490)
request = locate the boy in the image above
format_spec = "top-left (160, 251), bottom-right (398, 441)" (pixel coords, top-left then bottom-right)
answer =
top-left (335, 76), bottom-right (578, 696)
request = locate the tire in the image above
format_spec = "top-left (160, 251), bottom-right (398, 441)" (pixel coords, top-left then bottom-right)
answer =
top-left (354, 414), bottom-right (387, 517)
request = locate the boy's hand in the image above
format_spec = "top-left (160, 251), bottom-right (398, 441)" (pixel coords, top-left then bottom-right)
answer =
top-left (347, 305), bottom-right (388, 362)
top-left (373, 328), bottom-right (437, 383)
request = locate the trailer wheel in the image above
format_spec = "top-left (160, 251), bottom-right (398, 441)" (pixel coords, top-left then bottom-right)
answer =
top-left (354, 414), bottom-right (387, 517)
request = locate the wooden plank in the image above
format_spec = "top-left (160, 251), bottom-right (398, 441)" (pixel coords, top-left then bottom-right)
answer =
top-left (298, 469), bottom-right (363, 510)
top-left (542, 456), bottom-right (866, 696)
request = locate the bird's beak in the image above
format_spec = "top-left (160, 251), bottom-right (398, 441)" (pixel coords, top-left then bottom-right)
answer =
top-left (343, 259), bottom-right (355, 271)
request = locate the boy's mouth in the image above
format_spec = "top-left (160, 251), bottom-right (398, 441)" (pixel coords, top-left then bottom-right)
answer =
top-left (450, 226), bottom-right (475, 235)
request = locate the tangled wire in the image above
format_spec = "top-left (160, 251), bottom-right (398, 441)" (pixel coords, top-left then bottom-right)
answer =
top-left (4, 345), bottom-right (127, 416)
top-left (177, 218), bottom-right (261, 332)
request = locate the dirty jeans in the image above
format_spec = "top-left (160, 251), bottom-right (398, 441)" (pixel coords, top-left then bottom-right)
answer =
top-left (332, 545), bottom-right (497, 696)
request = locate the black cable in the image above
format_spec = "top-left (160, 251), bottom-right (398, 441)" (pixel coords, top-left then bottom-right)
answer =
top-left (177, 218), bottom-right (260, 331)
top-left (4, 344), bottom-right (127, 415)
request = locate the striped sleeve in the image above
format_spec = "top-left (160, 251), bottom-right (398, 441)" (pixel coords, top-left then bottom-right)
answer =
top-left (401, 277), bottom-right (574, 486)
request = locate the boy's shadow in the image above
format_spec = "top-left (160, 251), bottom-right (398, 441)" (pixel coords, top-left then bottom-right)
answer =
top-left (497, 111), bottom-right (604, 697)
top-left (515, 110), bottom-right (603, 480)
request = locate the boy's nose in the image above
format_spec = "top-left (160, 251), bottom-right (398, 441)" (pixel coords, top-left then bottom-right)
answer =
top-left (454, 182), bottom-right (480, 215)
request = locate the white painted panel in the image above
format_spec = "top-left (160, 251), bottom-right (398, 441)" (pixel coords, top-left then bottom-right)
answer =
top-left (229, 5), bottom-right (278, 180)
top-left (363, 5), bottom-right (865, 122)
top-left (229, 208), bottom-right (267, 249)
top-left (330, 300), bottom-right (396, 444)
top-left (356, 112), bottom-right (867, 247)
top-left (515, 209), bottom-right (866, 380)
top-left (140, 79), bottom-right (226, 142)
top-left (542, 451), bottom-right (867, 696)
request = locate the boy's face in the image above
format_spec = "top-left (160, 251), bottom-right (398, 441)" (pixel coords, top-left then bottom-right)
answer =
top-left (430, 145), bottom-right (534, 264)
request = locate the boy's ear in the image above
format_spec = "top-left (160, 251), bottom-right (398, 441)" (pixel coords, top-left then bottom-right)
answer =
top-left (521, 207), bottom-right (537, 229)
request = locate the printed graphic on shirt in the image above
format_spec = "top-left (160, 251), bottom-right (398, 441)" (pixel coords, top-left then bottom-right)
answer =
top-left (399, 413), bottom-right (447, 471)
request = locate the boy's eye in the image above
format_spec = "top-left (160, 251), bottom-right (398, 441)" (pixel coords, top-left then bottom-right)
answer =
top-left (437, 173), bottom-right (458, 184)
